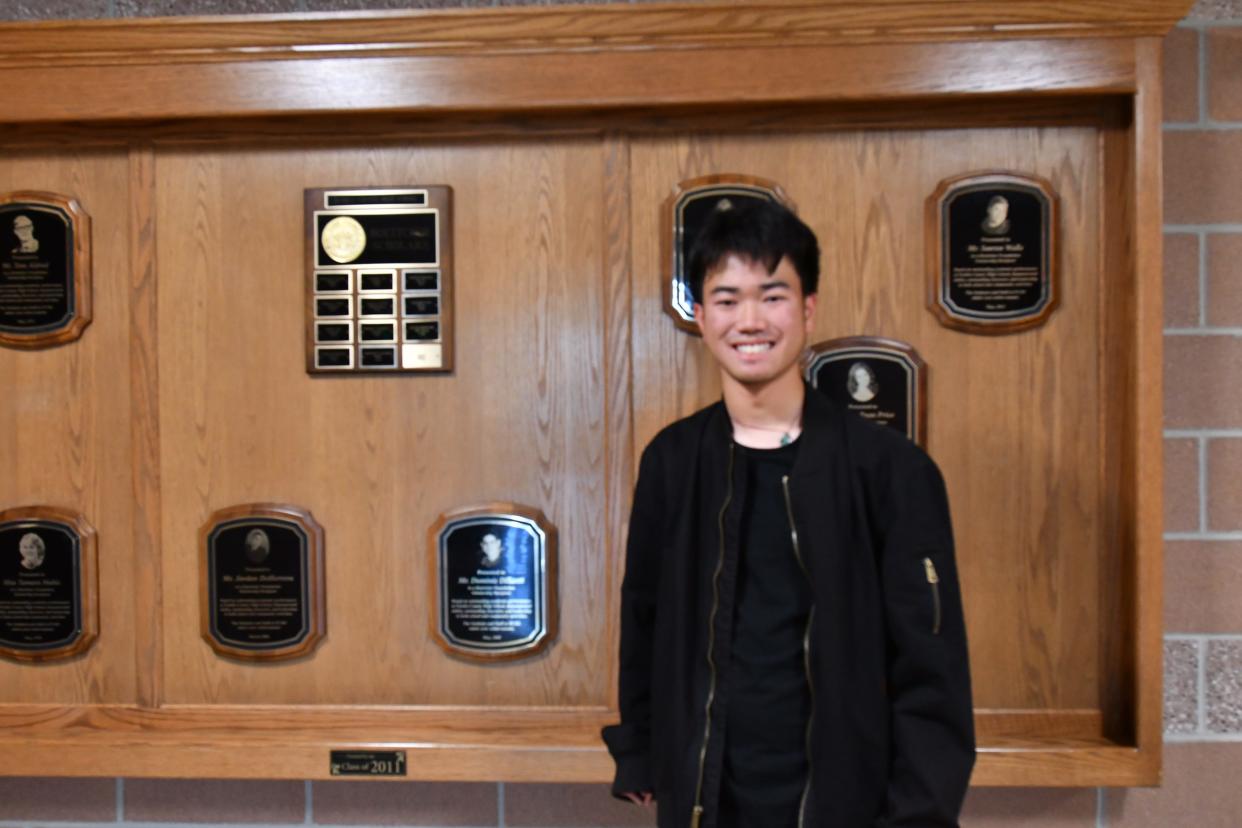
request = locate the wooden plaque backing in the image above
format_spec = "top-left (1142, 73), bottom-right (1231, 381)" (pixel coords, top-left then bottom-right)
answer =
top-left (427, 502), bottom-right (558, 663)
top-left (0, 191), bottom-right (91, 350)
top-left (0, 505), bottom-right (97, 663)
top-left (199, 503), bottom-right (326, 662)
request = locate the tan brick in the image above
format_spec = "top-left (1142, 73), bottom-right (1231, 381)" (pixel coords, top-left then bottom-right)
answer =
top-left (1164, 131), bottom-right (1242, 224)
top-left (1208, 29), bottom-right (1242, 122)
top-left (1163, 28), bottom-right (1200, 123)
top-left (1164, 639), bottom-right (1200, 734)
top-left (124, 779), bottom-right (305, 823)
top-left (1190, 0), bottom-right (1242, 21)
top-left (0, 777), bottom-right (116, 821)
top-left (505, 783), bottom-right (654, 827)
top-left (1206, 234), bottom-right (1242, 327)
top-left (0, 0), bottom-right (109, 20)
top-left (312, 781), bottom-right (496, 826)
top-left (1108, 743), bottom-right (1242, 826)
top-left (1166, 541), bottom-right (1242, 631)
top-left (1206, 639), bottom-right (1242, 732)
top-left (1208, 437), bottom-right (1242, 530)
top-left (1163, 336), bottom-right (1242, 429)
top-left (959, 787), bottom-right (1097, 826)
top-left (1165, 233), bottom-right (1200, 328)
top-left (1164, 438), bottom-right (1200, 533)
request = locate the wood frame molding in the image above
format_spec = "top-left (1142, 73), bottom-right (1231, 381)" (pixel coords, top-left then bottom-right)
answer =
top-left (0, 0), bottom-right (1191, 788)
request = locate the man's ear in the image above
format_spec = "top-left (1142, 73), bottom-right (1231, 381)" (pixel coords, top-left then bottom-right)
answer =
top-left (693, 302), bottom-right (706, 336)
top-left (802, 293), bottom-right (818, 333)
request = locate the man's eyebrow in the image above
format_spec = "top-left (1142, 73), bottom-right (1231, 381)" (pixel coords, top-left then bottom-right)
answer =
top-left (707, 285), bottom-right (739, 296)
top-left (760, 278), bottom-right (793, 291)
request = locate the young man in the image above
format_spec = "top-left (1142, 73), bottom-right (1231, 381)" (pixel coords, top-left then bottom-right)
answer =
top-left (603, 200), bottom-right (974, 827)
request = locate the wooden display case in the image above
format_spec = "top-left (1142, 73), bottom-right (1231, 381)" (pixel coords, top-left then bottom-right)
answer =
top-left (0, 0), bottom-right (1188, 787)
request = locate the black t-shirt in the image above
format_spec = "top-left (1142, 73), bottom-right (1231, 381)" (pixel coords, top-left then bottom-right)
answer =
top-left (720, 440), bottom-right (812, 828)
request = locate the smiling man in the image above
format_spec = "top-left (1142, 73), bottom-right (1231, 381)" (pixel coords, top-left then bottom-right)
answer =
top-left (603, 200), bottom-right (974, 827)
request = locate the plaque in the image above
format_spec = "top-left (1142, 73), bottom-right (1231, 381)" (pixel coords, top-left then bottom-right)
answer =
top-left (0, 192), bottom-right (91, 349)
top-left (200, 504), bottom-right (325, 661)
top-left (927, 172), bottom-right (1058, 334)
top-left (0, 506), bottom-right (98, 662)
top-left (805, 336), bottom-right (927, 445)
top-left (305, 187), bottom-right (453, 374)
top-left (429, 503), bottom-right (557, 661)
top-left (330, 750), bottom-right (407, 776)
top-left (662, 175), bottom-right (794, 335)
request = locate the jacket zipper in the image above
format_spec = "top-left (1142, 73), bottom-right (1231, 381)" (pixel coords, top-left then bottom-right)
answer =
top-left (923, 557), bottom-right (941, 635)
top-left (691, 443), bottom-right (734, 828)
top-left (781, 475), bottom-right (814, 828)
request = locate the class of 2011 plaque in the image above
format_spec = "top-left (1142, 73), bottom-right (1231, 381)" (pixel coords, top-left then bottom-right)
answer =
top-left (305, 186), bottom-right (453, 374)
top-left (200, 504), bottom-right (325, 661)
top-left (0, 192), bottom-right (92, 349)
top-left (429, 503), bottom-right (557, 661)
top-left (927, 171), bottom-right (1058, 334)
top-left (662, 174), bottom-right (794, 335)
top-left (805, 336), bottom-right (927, 445)
top-left (0, 506), bottom-right (98, 662)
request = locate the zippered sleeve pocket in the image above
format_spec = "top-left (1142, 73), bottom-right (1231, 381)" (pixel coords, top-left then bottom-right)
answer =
top-left (922, 557), bottom-right (942, 635)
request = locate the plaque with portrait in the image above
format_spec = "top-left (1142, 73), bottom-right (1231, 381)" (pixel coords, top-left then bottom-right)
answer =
top-left (200, 504), bottom-right (325, 661)
top-left (305, 187), bottom-right (453, 374)
top-left (428, 503), bottom-right (557, 661)
top-left (805, 336), bottom-right (927, 445)
top-left (927, 171), bottom-right (1058, 334)
top-left (0, 506), bottom-right (98, 662)
top-left (662, 174), bottom-right (794, 335)
top-left (0, 192), bottom-right (92, 349)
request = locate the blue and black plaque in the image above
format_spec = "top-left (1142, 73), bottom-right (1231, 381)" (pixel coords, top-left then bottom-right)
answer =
top-left (432, 505), bottom-right (557, 661)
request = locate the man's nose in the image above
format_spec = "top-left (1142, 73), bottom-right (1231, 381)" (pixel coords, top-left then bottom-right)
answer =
top-left (737, 299), bottom-right (763, 329)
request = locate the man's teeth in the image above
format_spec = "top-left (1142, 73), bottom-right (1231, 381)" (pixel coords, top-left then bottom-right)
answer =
top-left (736, 343), bottom-right (772, 354)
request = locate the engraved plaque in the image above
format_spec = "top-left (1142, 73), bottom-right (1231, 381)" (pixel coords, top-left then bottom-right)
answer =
top-left (201, 504), bottom-right (325, 661)
top-left (662, 175), bottom-right (794, 335)
top-left (330, 751), bottom-right (407, 776)
top-left (0, 192), bottom-right (92, 349)
top-left (305, 187), bottom-right (453, 374)
top-left (805, 336), bottom-right (927, 445)
top-left (429, 503), bottom-right (557, 661)
top-left (928, 172), bottom-right (1058, 334)
top-left (0, 506), bottom-right (97, 662)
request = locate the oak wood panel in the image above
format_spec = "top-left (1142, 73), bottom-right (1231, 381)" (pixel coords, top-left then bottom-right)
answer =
top-left (0, 150), bottom-right (137, 704)
top-left (0, 1), bottom-right (1193, 68)
top-left (153, 140), bottom-right (610, 707)
top-left (128, 144), bottom-right (163, 708)
top-left (630, 126), bottom-right (1104, 712)
top-left (0, 39), bottom-right (1137, 125)
top-left (0, 97), bottom-right (1132, 152)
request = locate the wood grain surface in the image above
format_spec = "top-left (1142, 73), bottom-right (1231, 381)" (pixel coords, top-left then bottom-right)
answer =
top-left (0, 0), bottom-right (1177, 787)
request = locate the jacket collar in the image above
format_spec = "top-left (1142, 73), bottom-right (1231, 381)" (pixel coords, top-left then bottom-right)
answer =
top-left (703, 382), bottom-right (845, 481)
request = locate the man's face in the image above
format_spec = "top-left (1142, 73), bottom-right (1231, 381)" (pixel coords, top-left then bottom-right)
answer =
top-left (987, 200), bottom-right (1008, 226)
top-left (19, 535), bottom-right (36, 558)
top-left (481, 534), bottom-right (502, 561)
top-left (693, 254), bottom-right (816, 391)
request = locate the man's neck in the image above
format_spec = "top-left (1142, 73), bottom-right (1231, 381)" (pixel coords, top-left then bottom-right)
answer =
top-left (721, 369), bottom-right (805, 435)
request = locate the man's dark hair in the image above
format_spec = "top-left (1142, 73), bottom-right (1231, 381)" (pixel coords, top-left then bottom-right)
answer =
top-left (686, 198), bottom-right (820, 304)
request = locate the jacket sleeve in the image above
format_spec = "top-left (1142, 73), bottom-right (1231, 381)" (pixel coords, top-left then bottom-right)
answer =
top-left (601, 441), bottom-right (665, 800)
top-left (876, 452), bottom-right (975, 827)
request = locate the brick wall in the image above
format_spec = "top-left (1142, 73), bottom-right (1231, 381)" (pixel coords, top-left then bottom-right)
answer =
top-left (1, 0), bottom-right (1240, 826)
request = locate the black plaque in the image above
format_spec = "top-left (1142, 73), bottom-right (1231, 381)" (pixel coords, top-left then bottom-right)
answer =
top-left (330, 751), bottom-right (407, 776)
top-left (0, 193), bottom-right (91, 348)
top-left (306, 187), bottom-right (453, 374)
top-left (662, 175), bottom-right (793, 334)
top-left (202, 505), bottom-right (325, 660)
top-left (431, 505), bottom-right (557, 660)
top-left (0, 508), bottom-right (97, 662)
top-left (805, 336), bottom-right (927, 445)
top-left (929, 172), bottom-right (1058, 333)
top-left (0, 522), bottom-right (82, 654)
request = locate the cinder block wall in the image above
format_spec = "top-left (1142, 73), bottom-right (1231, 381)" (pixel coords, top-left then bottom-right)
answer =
top-left (1, 0), bottom-right (1240, 826)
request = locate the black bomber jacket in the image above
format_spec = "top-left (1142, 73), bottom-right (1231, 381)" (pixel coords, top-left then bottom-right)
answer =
top-left (602, 388), bottom-right (975, 827)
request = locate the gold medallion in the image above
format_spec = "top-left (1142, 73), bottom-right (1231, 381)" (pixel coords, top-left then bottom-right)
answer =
top-left (321, 216), bottom-right (366, 264)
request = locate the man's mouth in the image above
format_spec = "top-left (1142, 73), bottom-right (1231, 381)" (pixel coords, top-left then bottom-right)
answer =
top-left (734, 342), bottom-right (773, 354)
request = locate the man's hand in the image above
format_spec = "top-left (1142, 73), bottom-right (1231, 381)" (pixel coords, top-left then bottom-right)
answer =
top-left (622, 791), bottom-right (654, 807)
